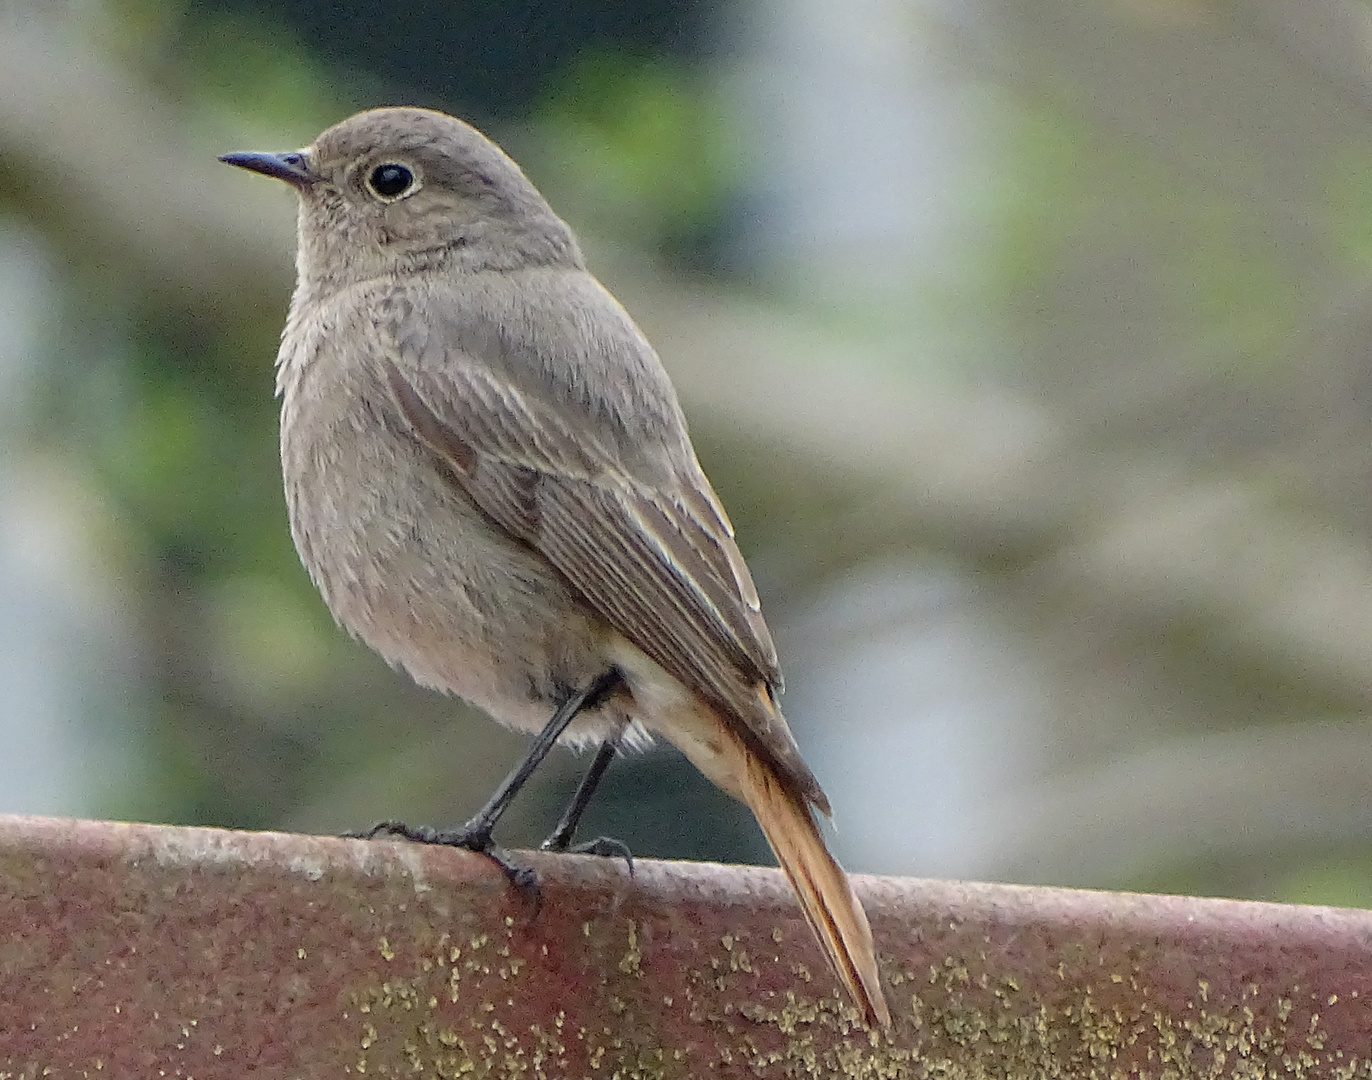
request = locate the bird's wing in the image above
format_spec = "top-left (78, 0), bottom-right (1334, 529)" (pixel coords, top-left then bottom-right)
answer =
top-left (380, 354), bottom-right (824, 799)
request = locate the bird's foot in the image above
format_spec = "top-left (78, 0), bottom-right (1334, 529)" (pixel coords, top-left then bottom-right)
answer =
top-left (541, 832), bottom-right (634, 876)
top-left (347, 820), bottom-right (538, 895)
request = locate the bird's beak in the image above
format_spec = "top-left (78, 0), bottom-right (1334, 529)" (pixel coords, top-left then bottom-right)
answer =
top-left (218, 150), bottom-right (315, 189)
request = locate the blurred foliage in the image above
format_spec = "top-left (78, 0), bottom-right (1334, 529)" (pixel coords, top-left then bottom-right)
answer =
top-left (1270, 857), bottom-right (1372, 910)
top-left (110, 3), bottom-right (353, 138)
top-left (990, 106), bottom-right (1308, 393)
top-left (174, 0), bottom-right (712, 126)
top-left (1328, 142), bottom-right (1372, 276)
top-left (532, 50), bottom-right (744, 267)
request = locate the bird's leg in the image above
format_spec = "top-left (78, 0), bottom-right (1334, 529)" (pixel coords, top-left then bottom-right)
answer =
top-left (350, 669), bottom-right (624, 891)
top-left (542, 736), bottom-right (618, 850)
top-left (438, 672), bottom-right (622, 849)
top-left (540, 735), bottom-right (633, 873)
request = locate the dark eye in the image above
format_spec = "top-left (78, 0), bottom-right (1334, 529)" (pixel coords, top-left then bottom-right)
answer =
top-left (368, 163), bottom-right (414, 198)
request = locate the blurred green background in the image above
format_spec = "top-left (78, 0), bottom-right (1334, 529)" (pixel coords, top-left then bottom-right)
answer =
top-left (4, 0), bottom-right (1372, 907)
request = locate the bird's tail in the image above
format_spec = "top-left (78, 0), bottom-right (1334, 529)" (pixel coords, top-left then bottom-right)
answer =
top-left (736, 737), bottom-right (891, 1029)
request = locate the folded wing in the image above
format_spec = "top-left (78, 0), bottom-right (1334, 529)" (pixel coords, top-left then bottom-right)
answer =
top-left (382, 356), bottom-right (828, 811)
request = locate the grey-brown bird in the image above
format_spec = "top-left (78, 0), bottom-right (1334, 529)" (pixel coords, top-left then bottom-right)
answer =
top-left (221, 106), bottom-right (889, 1029)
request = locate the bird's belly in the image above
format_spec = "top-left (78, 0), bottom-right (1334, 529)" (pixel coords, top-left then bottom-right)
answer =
top-left (280, 408), bottom-right (617, 740)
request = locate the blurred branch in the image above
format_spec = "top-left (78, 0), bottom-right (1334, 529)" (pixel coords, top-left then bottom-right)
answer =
top-left (953, 0), bottom-right (1372, 233)
top-left (0, 19), bottom-right (295, 298)
top-left (970, 718), bottom-right (1372, 886)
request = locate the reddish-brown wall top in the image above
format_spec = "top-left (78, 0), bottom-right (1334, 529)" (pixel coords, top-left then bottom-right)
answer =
top-left (0, 815), bottom-right (1369, 1077)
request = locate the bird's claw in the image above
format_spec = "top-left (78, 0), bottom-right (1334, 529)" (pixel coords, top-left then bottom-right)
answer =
top-left (542, 833), bottom-right (634, 876)
top-left (346, 820), bottom-right (538, 897)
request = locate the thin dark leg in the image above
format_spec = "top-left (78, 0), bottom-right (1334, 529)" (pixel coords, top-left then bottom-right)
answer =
top-left (542, 737), bottom-right (618, 851)
top-left (351, 669), bottom-right (624, 888)
top-left (448, 669), bottom-right (623, 844)
top-left (541, 736), bottom-right (634, 872)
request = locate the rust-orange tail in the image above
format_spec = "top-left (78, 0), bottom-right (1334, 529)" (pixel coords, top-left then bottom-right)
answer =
top-left (738, 741), bottom-right (891, 1029)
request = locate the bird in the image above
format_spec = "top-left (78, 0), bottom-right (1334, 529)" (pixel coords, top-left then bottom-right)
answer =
top-left (221, 106), bottom-right (889, 1028)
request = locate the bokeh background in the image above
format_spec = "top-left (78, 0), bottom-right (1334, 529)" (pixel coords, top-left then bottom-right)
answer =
top-left (4, 0), bottom-right (1372, 905)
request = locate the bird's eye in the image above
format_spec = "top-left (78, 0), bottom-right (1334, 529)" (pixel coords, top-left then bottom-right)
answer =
top-left (368, 163), bottom-right (415, 199)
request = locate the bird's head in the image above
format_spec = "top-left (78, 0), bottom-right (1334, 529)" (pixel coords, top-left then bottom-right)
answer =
top-left (221, 106), bottom-right (581, 294)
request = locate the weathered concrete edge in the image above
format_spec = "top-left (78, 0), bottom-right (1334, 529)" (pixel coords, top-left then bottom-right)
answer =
top-left (2, 814), bottom-right (1370, 1078)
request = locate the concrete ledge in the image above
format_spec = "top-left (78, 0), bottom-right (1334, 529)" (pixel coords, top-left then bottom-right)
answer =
top-left (1, 814), bottom-right (1369, 1077)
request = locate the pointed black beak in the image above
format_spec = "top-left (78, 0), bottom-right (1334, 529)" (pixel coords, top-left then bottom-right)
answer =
top-left (219, 150), bottom-right (314, 189)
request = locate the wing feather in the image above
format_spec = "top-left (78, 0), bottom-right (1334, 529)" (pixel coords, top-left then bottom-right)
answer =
top-left (382, 357), bottom-right (791, 745)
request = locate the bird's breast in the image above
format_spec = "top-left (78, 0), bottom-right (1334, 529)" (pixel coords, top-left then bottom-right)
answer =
top-left (274, 317), bottom-right (612, 732)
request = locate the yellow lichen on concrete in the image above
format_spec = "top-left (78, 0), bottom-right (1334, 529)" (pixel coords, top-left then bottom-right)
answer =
top-left (337, 910), bottom-right (1369, 1080)
top-left (618, 921), bottom-right (642, 978)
